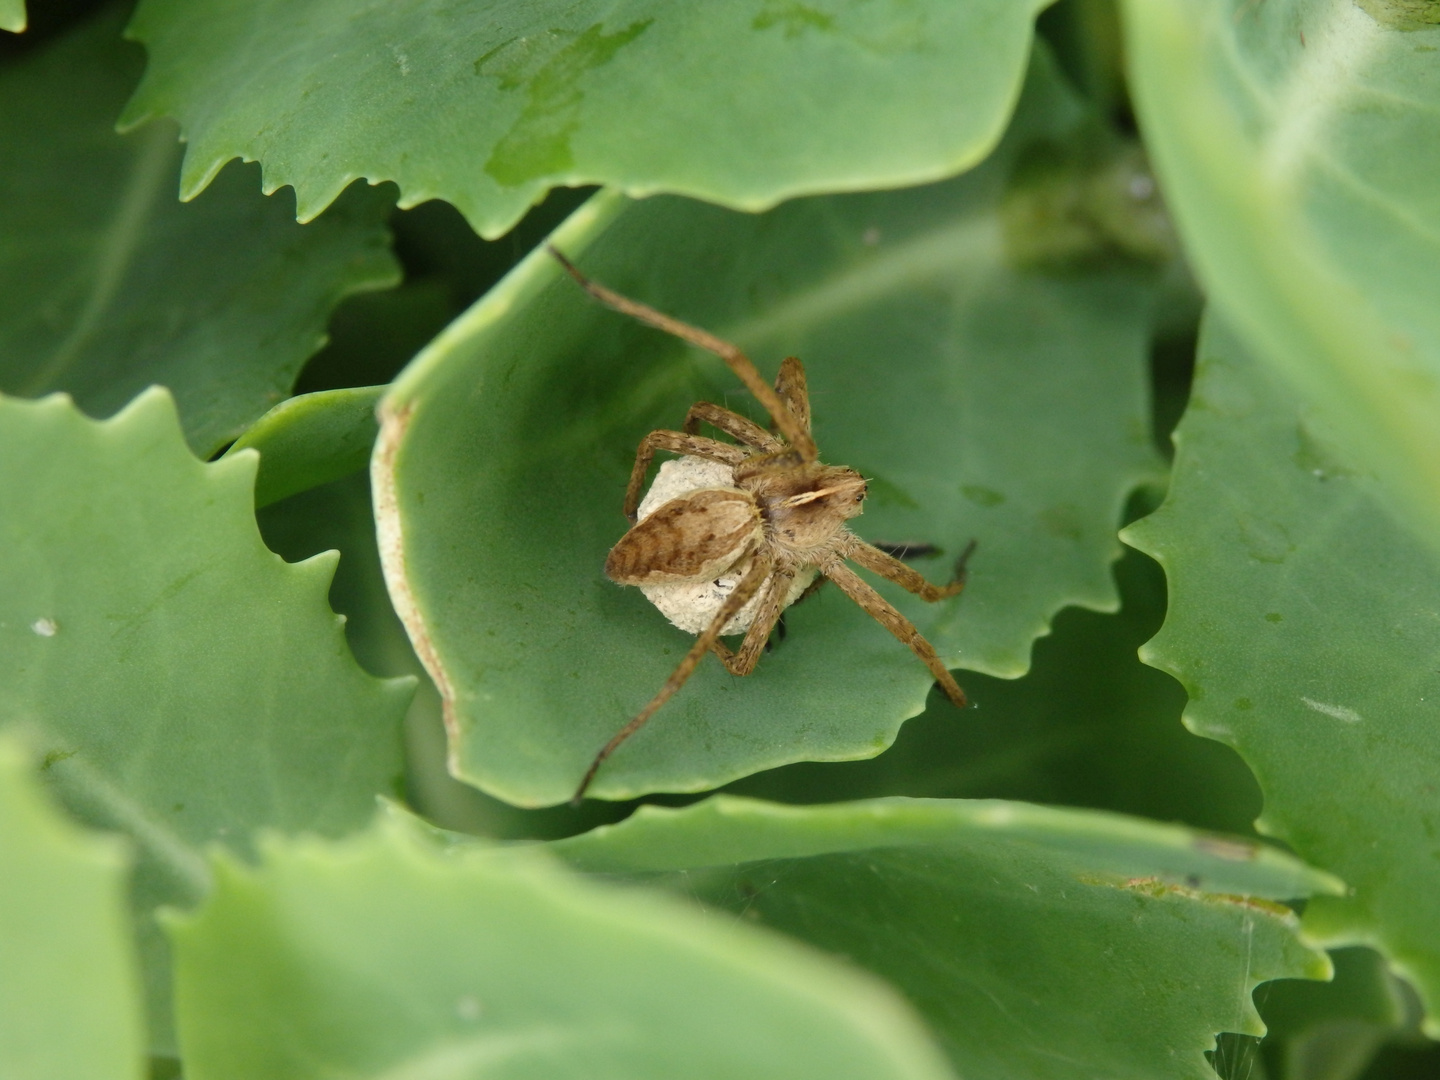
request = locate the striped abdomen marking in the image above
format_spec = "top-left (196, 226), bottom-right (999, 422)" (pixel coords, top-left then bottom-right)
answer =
top-left (605, 488), bottom-right (761, 585)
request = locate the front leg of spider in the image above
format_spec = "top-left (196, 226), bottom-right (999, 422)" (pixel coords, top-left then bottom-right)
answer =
top-left (550, 247), bottom-right (973, 804)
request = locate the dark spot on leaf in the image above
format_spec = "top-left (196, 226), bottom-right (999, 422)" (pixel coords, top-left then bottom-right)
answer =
top-left (1040, 504), bottom-right (1084, 541)
top-left (1234, 698), bottom-right (1253, 711)
top-left (1265, 612), bottom-right (1282, 623)
top-left (961, 484), bottom-right (1005, 508)
top-left (40, 748), bottom-right (76, 770)
top-left (752, 2), bottom-right (835, 37)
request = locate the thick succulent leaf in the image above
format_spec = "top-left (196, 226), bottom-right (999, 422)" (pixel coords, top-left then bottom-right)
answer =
top-left (0, 389), bottom-right (414, 1049)
top-left (376, 51), bottom-right (1167, 805)
top-left (259, 473), bottom-right (636, 841)
top-left (1121, 0), bottom-right (1440, 543)
top-left (1122, 314), bottom-right (1440, 1034)
top-left (169, 815), bottom-right (957, 1080)
top-left (0, 7), bottom-right (398, 456)
top-left (726, 546), bottom-right (1265, 837)
top-left (121, 0), bottom-right (1054, 240)
top-left (227, 386), bottom-right (382, 509)
top-left (0, 736), bottom-right (145, 1080)
top-left (0, 0), bottom-right (23, 33)
top-left (550, 795), bottom-right (1337, 1080)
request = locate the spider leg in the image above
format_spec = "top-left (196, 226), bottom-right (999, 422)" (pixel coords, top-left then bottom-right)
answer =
top-left (624, 430), bottom-right (748, 522)
top-left (548, 246), bottom-right (818, 462)
top-left (683, 402), bottom-right (782, 453)
top-left (710, 568), bottom-right (794, 676)
top-left (845, 538), bottom-right (977, 602)
top-left (774, 356), bottom-right (812, 436)
top-left (822, 560), bottom-right (968, 710)
top-left (573, 549), bottom-right (774, 803)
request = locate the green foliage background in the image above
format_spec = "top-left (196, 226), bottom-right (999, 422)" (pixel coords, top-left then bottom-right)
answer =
top-left (2, 1), bottom-right (1438, 1078)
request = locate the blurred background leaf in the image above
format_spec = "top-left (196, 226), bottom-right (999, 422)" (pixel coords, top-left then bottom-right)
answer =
top-left (1122, 0), bottom-right (1440, 547)
top-left (123, 0), bottom-right (1054, 238)
top-left (0, 5), bottom-right (398, 455)
top-left (169, 815), bottom-right (959, 1080)
top-left (552, 795), bottom-right (1336, 1080)
top-left (0, 736), bottom-right (145, 1080)
top-left (1124, 314), bottom-right (1440, 1038)
top-left (0, 0), bottom-right (24, 33)
top-left (0, 390), bottom-right (413, 1050)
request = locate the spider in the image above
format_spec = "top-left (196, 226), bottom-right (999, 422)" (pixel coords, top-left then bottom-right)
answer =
top-left (550, 246), bottom-right (975, 803)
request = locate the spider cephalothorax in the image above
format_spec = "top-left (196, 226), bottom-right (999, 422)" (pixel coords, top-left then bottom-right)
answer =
top-left (550, 246), bottom-right (973, 802)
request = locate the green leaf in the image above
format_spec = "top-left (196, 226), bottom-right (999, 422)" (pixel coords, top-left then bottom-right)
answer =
top-left (0, 0), bottom-right (24, 33)
top-left (1120, 0), bottom-right (1440, 543)
top-left (259, 472), bottom-right (638, 842)
top-left (550, 795), bottom-right (1338, 1080)
top-left (227, 386), bottom-right (382, 509)
top-left (121, 0), bottom-right (1053, 240)
top-left (0, 736), bottom-right (145, 1080)
top-left (169, 815), bottom-right (957, 1080)
top-left (375, 50), bottom-right (1167, 805)
top-left (0, 7), bottom-right (398, 456)
top-left (726, 546), bottom-right (1265, 836)
top-left (1122, 313), bottom-right (1440, 1034)
top-left (0, 389), bottom-right (414, 1049)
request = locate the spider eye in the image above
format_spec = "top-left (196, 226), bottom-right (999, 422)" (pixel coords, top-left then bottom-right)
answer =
top-left (855, 490), bottom-right (866, 502)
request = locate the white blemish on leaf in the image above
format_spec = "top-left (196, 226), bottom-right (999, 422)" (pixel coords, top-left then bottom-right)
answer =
top-left (30, 617), bottom-right (57, 637)
top-left (1301, 696), bottom-right (1362, 723)
top-left (455, 995), bottom-right (482, 1021)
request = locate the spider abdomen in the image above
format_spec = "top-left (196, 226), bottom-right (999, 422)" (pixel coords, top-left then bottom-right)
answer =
top-left (605, 485), bottom-right (761, 586)
top-left (614, 456), bottom-right (816, 635)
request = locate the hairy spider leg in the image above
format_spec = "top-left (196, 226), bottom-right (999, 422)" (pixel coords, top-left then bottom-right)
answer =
top-left (573, 548), bottom-right (775, 804)
top-left (548, 245), bottom-right (818, 462)
top-left (846, 537), bottom-right (977, 602)
top-left (623, 431), bottom-right (747, 522)
top-left (708, 566), bottom-right (797, 676)
top-left (756, 574), bottom-right (827, 655)
top-left (821, 560), bottom-right (969, 709)
top-left (774, 356), bottom-right (812, 435)
top-left (683, 401), bottom-right (782, 452)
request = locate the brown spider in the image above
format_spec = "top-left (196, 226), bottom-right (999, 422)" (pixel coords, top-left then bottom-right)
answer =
top-left (550, 246), bottom-right (974, 803)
